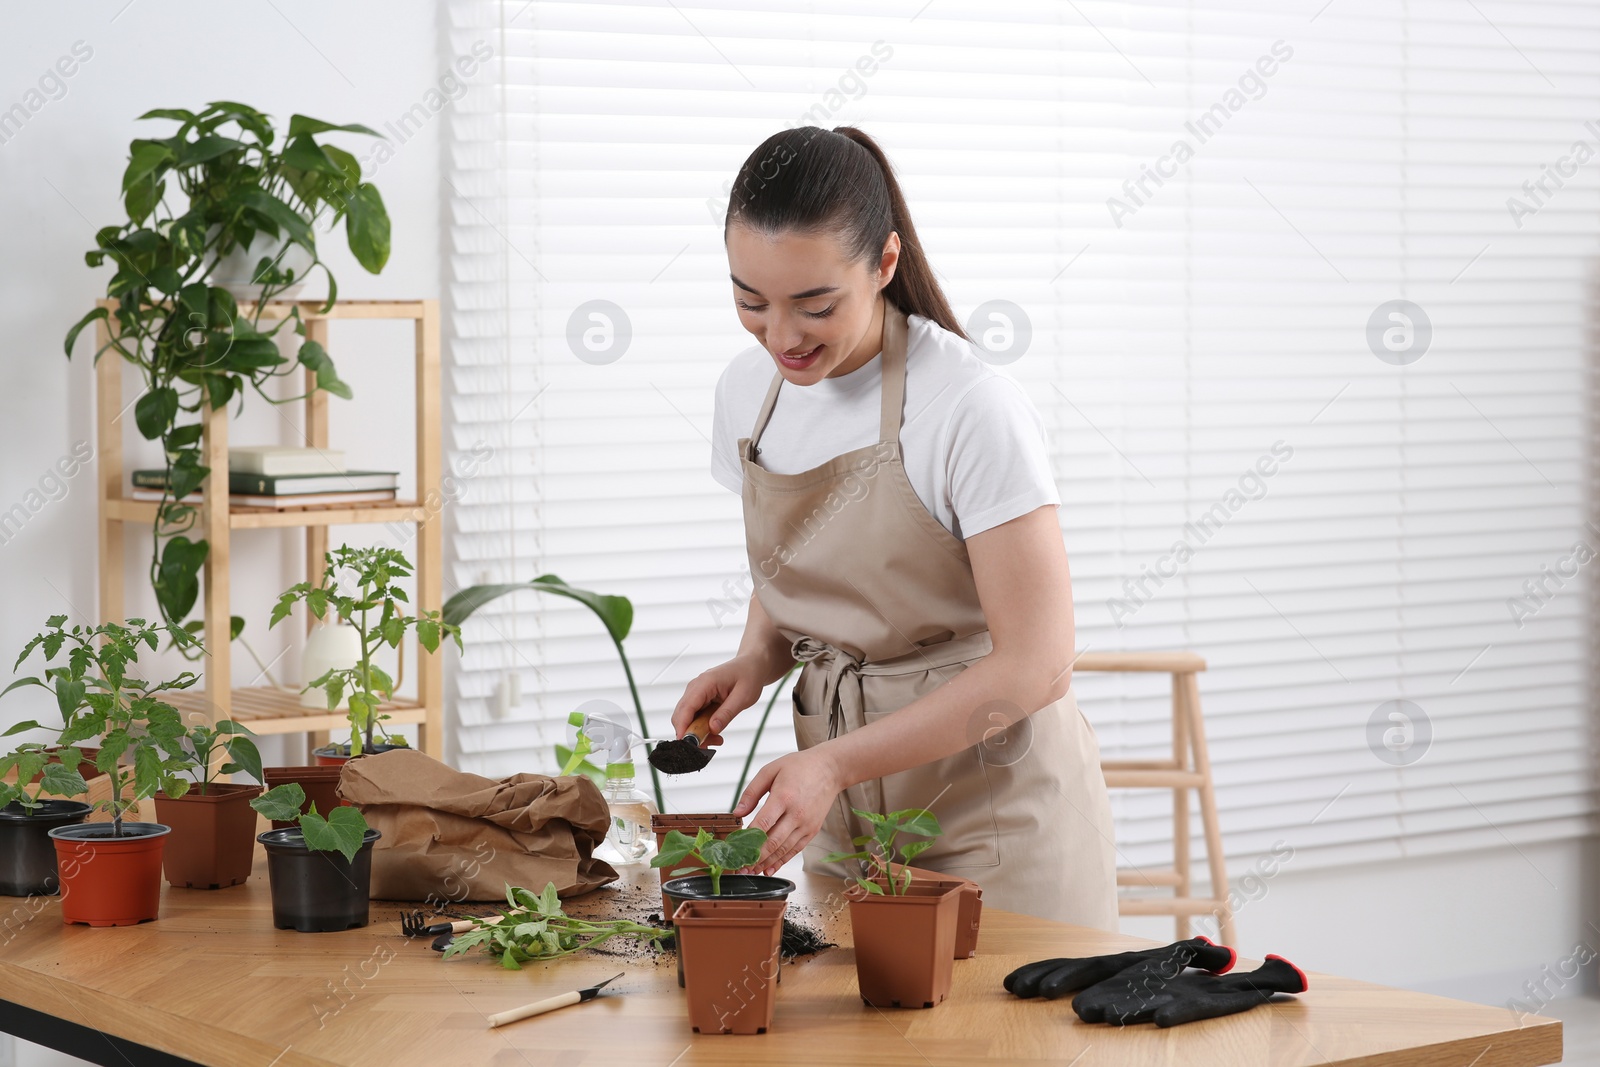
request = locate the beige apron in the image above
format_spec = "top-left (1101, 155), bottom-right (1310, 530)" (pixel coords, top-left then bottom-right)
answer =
top-left (736, 298), bottom-right (1120, 931)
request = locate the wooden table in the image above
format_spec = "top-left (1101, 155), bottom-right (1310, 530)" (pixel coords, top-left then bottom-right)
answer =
top-left (0, 852), bottom-right (1563, 1066)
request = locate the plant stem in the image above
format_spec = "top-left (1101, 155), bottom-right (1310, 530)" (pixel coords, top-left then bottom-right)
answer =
top-left (609, 634), bottom-right (665, 812)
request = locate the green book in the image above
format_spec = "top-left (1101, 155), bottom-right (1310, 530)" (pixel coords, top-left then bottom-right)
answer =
top-left (226, 470), bottom-right (399, 495)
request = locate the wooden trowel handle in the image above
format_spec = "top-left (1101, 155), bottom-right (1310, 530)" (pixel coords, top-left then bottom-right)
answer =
top-left (684, 706), bottom-right (717, 746)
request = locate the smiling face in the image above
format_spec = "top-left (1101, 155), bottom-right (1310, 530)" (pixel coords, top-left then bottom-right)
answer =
top-left (726, 222), bottom-right (900, 384)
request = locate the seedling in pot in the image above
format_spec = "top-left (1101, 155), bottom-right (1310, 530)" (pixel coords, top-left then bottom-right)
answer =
top-left (161, 719), bottom-right (263, 796)
top-left (652, 826), bottom-right (767, 895)
top-left (249, 782), bottom-right (370, 862)
top-left (3, 616), bottom-right (204, 835)
top-left (825, 807), bottom-right (943, 895)
top-left (271, 545), bottom-right (461, 758)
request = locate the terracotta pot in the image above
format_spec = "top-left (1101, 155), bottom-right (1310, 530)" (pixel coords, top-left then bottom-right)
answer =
top-left (26, 746), bottom-right (105, 784)
top-left (662, 873), bottom-right (793, 989)
top-left (311, 743), bottom-right (408, 767)
top-left (868, 865), bottom-right (984, 959)
top-left (48, 822), bottom-right (171, 927)
top-left (846, 881), bottom-right (963, 1008)
top-left (649, 812), bottom-right (743, 914)
top-left (258, 827), bottom-right (381, 932)
top-left (153, 782), bottom-right (263, 889)
top-left (0, 800), bottom-right (92, 895)
top-left (261, 766), bottom-right (347, 829)
top-left (672, 898), bottom-right (786, 1034)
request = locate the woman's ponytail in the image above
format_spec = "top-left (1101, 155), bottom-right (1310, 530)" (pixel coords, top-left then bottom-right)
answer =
top-left (724, 125), bottom-right (968, 340)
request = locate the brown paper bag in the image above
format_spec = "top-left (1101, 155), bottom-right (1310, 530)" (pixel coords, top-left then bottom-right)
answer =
top-left (336, 749), bottom-right (617, 901)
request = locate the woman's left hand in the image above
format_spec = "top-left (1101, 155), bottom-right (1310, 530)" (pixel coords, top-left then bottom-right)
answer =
top-left (732, 747), bottom-right (845, 876)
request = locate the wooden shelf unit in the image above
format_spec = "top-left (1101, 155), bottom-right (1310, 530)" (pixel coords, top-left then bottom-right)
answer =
top-left (93, 298), bottom-right (443, 756)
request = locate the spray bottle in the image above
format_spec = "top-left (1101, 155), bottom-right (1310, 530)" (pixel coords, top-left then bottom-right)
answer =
top-left (565, 710), bottom-right (659, 866)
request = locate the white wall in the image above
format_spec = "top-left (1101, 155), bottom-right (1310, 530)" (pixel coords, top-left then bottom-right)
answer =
top-left (0, 3), bottom-right (441, 1062)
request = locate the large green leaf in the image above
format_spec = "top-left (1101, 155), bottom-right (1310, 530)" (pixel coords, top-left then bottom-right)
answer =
top-left (287, 115), bottom-right (380, 139)
top-left (249, 783), bottom-right (306, 822)
top-left (442, 576), bottom-right (633, 643)
top-left (134, 387), bottom-right (179, 441)
top-left (301, 804), bottom-right (368, 863)
top-left (122, 141), bottom-right (172, 192)
top-left (64, 306), bottom-right (109, 358)
top-left (343, 183), bottom-right (390, 273)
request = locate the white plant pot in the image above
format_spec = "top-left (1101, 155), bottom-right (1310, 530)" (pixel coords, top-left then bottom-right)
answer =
top-left (205, 225), bottom-right (316, 299)
top-left (300, 622), bottom-right (363, 710)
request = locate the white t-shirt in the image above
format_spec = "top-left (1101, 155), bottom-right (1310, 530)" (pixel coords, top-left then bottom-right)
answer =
top-left (710, 312), bottom-right (1060, 541)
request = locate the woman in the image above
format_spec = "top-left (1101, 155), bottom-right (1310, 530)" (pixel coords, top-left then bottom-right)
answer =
top-left (671, 125), bottom-right (1120, 931)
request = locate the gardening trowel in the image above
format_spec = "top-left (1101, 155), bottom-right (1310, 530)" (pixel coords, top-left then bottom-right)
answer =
top-left (647, 705), bottom-right (718, 775)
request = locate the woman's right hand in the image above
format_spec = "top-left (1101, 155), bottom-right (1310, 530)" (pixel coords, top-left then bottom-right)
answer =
top-left (671, 655), bottom-right (768, 747)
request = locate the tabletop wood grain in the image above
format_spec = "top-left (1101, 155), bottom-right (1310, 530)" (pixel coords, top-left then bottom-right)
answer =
top-left (0, 848), bottom-right (1562, 1067)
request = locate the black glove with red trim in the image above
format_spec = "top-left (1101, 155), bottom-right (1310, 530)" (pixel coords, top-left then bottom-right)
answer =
top-left (1074, 954), bottom-right (1309, 1027)
top-left (1003, 935), bottom-right (1237, 1000)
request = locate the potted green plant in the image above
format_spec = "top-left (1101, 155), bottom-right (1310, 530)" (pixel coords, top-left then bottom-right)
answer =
top-left (654, 825), bottom-right (792, 994)
top-left (250, 782), bottom-right (379, 932)
top-left (63, 101), bottom-right (391, 648)
top-left (826, 807), bottom-right (964, 1008)
top-left (271, 545), bottom-right (459, 763)
top-left (153, 719), bottom-right (263, 889)
top-left (649, 812), bottom-right (742, 913)
top-left (5, 616), bottom-right (202, 926)
top-left (0, 740), bottom-right (90, 897)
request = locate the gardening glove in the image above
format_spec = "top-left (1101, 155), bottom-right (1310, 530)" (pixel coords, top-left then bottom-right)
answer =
top-left (1075, 955), bottom-right (1308, 1027)
top-left (1003, 935), bottom-right (1235, 1000)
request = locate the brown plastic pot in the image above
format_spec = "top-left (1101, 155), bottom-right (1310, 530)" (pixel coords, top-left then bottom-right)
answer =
top-left (261, 766), bottom-right (347, 829)
top-left (846, 880), bottom-right (963, 1008)
top-left (650, 812), bottom-right (743, 914)
top-left (153, 782), bottom-right (263, 889)
top-left (864, 865), bottom-right (984, 959)
top-left (48, 822), bottom-right (170, 927)
top-left (661, 874), bottom-right (794, 989)
top-left (672, 898), bottom-right (785, 1034)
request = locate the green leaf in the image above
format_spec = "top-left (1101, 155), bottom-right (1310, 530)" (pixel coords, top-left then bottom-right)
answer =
top-left (122, 141), bottom-right (172, 192)
top-left (2, 719), bottom-right (43, 737)
top-left (650, 829), bottom-right (699, 870)
top-left (242, 190), bottom-right (312, 248)
top-left (64, 306), bottom-right (109, 358)
top-left (1, 677), bottom-right (46, 700)
top-left (900, 840), bottom-right (934, 863)
top-left (442, 577), bottom-right (633, 644)
top-left (250, 782), bottom-right (306, 822)
top-left (176, 134), bottom-right (246, 167)
top-left (861, 879), bottom-right (885, 895)
top-left (699, 827), bottom-right (766, 875)
top-left (416, 619), bottom-right (440, 653)
top-left (287, 116), bottom-right (381, 139)
top-left (221, 734), bottom-right (263, 785)
top-left (302, 804), bottom-right (369, 863)
top-left (891, 808), bottom-right (943, 839)
top-left (38, 762), bottom-right (87, 799)
top-left (282, 134), bottom-right (344, 177)
top-left (343, 183), bottom-right (390, 273)
top-left (55, 678), bottom-right (86, 719)
top-left (134, 387), bottom-right (179, 441)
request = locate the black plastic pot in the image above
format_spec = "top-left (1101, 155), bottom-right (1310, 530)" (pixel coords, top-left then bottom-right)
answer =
top-left (0, 801), bottom-right (92, 896)
top-left (258, 827), bottom-right (381, 932)
top-left (662, 874), bottom-right (795, 988)
top-left (312, 743), bottom-right (408, 767)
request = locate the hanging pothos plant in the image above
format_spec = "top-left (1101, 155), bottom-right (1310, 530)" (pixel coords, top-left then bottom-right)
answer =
top-left (64, 101), bottom-right (391, 656)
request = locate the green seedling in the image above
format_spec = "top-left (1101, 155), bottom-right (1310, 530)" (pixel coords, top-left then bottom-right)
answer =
top-left (3, 616), bottom-right (203, 834)
top-left (824, 807), bottom-right (944, 896)
top-left (249, 781), bottom-right (370, 863)
top-left (651, 826), bottom-right (768, 895)
top-left (161, 718), bottom-right (263, 796)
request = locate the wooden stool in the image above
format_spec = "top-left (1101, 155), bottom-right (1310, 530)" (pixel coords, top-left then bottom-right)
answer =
top-left (1075, 651), bottom-right (1237, 948)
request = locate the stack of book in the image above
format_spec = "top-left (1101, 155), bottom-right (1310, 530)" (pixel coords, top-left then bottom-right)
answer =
top-left (129, 446), bottom-right (400, 509)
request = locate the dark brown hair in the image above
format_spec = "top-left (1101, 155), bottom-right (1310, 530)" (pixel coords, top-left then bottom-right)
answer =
top-left (724, 125), bottom-right (968, 340)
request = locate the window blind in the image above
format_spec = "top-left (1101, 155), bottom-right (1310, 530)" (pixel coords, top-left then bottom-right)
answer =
top-left (442, 0), bottom-right (1598, 882)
